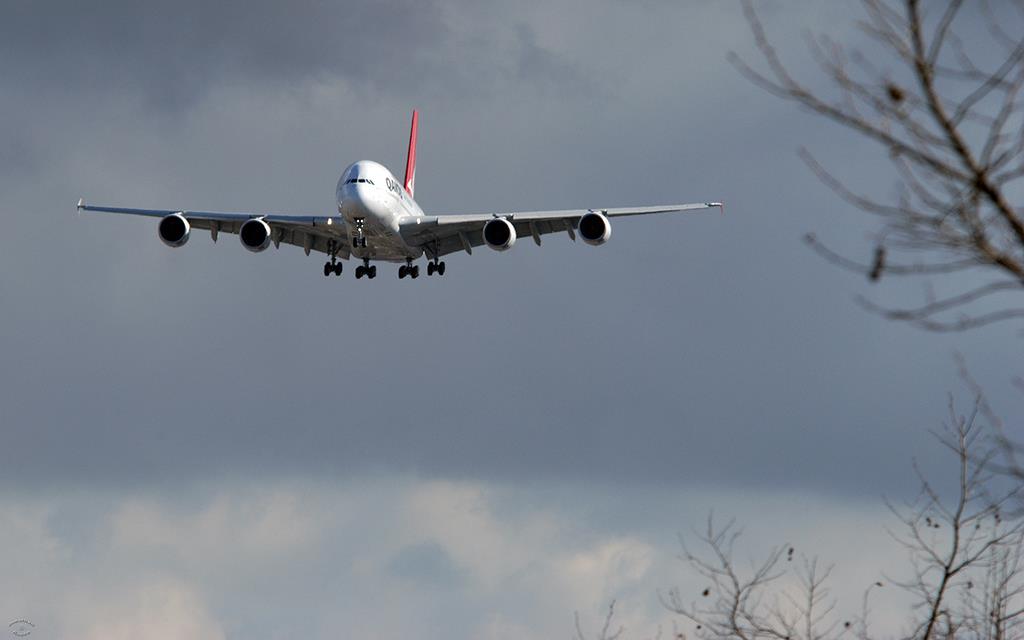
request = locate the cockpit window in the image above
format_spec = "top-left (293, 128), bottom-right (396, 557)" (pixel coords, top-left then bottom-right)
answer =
top-left (346, 178), bottom-right (375, 185)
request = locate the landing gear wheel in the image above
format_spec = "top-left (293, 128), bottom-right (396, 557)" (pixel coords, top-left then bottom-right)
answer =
top-left (410, 265), bottom-right (420, 279)
top-left (427, 262), bottom-right (435, 276)
top-left (323, 262), bottom-right (332, 277)
top-left (438, 261), bottom-right (446, 276)
top-left (398, 265), bottom-right (408, 279)
top-left (355, 265), bottom-right (365, 279)
top-left (368, 265), bottom-right (377, 279)
top-left (333, 263), bottom-right (343, 276)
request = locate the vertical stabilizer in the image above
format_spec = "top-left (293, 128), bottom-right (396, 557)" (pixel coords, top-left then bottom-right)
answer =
top-left (404, 110), bottom-right (418, 198)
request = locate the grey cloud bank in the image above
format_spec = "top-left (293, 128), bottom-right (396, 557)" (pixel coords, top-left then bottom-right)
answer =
top-left (0, 1), bottom-right (1018, 494)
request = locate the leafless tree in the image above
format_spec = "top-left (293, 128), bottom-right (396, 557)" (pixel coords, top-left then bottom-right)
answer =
top-left (575, 601), bottom-right (627, 640)
top-left (575, 599), bottom-right (673, 640)
top-left (733, 0), bottom-right (1024, 331)
top-left (659, 400), bottom-right (1024, 640)
top-left (659, 520), bottom-right (836, 640)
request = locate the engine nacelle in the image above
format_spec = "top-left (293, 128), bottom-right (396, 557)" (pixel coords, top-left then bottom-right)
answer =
top-left (158, 213), bottom-right (191, 248)
top-left (239, 218), bottom-right (272, 253)
top-left (482, 217), bottom-right (517, 251)
top-left (578, 211), bottom-right (611, 246)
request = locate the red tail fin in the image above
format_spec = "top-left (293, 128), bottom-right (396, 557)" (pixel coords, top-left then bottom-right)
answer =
top-left (404, 110), bottom-right (419, 198)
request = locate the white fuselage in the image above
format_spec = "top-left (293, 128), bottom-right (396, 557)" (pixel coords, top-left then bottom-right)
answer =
top-left (336, 160), bottom-right (425, 262)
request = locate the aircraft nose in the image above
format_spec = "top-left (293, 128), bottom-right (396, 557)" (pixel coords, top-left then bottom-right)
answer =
top-left (341, 183), bottom-right (390, 220)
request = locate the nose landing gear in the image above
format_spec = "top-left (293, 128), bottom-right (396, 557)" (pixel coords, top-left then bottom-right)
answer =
top-left (351, 218), bottom-right (367, 248)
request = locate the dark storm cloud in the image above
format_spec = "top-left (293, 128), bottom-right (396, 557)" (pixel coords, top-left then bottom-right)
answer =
top-left (2, 1), bottom-right (430, 100)
top-left (0, 1), bottom-right (1017, 497)
top-left (0, 0), bottom-right (592, 112)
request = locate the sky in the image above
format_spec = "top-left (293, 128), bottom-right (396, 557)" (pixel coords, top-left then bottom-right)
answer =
top-left (0, 1), bottom-right (1021, 638)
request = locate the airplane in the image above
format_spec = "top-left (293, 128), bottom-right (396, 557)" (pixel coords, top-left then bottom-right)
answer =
top-left (78, 110), bottom-right (722, 280)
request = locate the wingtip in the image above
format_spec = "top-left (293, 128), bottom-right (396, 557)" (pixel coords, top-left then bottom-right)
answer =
top-left (707, 201), bottom-right (724, 214)
top-left (77, 198), bottom-right (84, 215)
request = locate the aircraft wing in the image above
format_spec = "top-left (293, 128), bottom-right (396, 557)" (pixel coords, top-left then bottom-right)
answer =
top-left (77, 200), bottom-right (351, 258)
top-left (400, 203), bottom-right (722, 259)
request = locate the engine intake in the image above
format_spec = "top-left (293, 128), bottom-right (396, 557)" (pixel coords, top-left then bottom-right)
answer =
top-left (158, 213), bottom-right (190, 247)
top-left (578, 212), bottom-right (611, 246)
top-left (239, 218), bottom-right (272, 252)
top-left (482, 217), bottom-right (517, 251)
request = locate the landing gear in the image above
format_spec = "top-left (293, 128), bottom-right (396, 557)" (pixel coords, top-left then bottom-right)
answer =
top-left (426, 260), bottom-right (446, 276)
top-left (351, 218), bottom-right (367, 248)
top-left (323, 241), bottom-right (343, 276)
top-left (355, 258), bottom-right (376, 280)
top-left (398, 258), bottom-right (420, 280)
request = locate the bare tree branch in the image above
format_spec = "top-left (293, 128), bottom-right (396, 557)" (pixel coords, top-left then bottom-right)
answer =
top-left (734, 0), bottom-right (1024, 331)
top-left (668, 398), bottom-right (1024, 640)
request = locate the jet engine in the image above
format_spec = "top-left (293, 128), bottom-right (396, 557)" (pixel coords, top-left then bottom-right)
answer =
top-left (482, 217), bottom-right (517, 251)
top-left (158, 213), bottom-right (191, 248)
top-left (578, 211), bottom-right (611, 246)
top-left (239, 218), bottom-right (272, 252)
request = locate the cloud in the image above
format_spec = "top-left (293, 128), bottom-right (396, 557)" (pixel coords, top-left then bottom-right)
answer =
top-left (387, 540), bottom-right (465, 587)
top-left (0, 478), bottom-right (921, 640)
top-left (110, 489), bottom-right (321, 560)
top-left (65, 581), bottom-right (225, 640)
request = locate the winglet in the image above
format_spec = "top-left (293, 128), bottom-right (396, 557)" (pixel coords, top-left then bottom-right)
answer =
top-left (707, 201), bottom-right (724, 215)
top-left (77, 198), bottom-right (85, 215)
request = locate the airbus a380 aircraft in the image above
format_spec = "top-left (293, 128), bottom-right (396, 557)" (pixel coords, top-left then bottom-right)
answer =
top-left (79, 111), bottom-right (721, 280)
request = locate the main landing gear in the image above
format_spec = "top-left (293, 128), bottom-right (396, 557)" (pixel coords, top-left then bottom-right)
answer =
top-left (426, 260), bottom-right (446, 277)
top-left (323, 240), bottom-right (343, 276)
top-left (399, 258), bottom-right (446, 279)
top-left (424, 242), bottom-right (446, 277)
top-left (354, 258), bottom-right (377, 280)
top-left (398, 258), bottom-right (420, 280)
